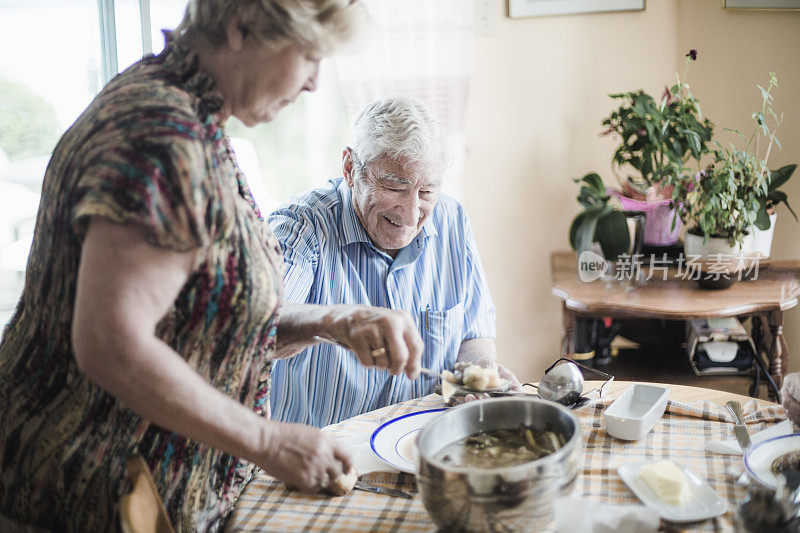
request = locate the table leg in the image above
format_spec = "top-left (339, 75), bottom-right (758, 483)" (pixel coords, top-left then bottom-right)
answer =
top-left (750, 314), bottom-right (764, 355)
top-left (561, 303), bottom-right (575, 357)
top-left (767, 310), bottom-right (789, 398)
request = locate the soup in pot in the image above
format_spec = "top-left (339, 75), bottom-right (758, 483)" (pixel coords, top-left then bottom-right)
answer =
top-left (433, 424), bottom-right (566, 469)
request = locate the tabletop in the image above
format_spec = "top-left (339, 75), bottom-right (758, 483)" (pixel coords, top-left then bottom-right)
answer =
top-left (550, 250), bottom-right (800, 319)
top-left (227, 382), bottom-right (787, 532)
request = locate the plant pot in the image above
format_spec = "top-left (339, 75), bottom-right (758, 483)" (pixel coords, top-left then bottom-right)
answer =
top-left (612, 192), bottom-right (682, 246)
top-left (683, 231), bottom-right (755, 290)
top-left (750, 212), bottom-right (777, 259)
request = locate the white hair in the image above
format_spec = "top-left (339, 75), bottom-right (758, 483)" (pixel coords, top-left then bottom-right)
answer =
top-left (350, 96), bottom-right (447, 168)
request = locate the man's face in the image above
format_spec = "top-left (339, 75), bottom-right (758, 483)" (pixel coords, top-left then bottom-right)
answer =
top-left (344, 149), bottom-right (443, 257)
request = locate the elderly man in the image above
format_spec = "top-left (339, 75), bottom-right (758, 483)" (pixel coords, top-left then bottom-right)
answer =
top-left (268, 96), bottom-right (519, 427)
top-left (782, 373), bottom-right (800, 425)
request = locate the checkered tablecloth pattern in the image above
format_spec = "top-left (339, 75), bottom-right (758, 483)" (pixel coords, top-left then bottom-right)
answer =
top-left (226, 393), bottom-right (786, 532)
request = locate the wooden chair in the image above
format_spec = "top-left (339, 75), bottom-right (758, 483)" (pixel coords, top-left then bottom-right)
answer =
top-left (119, 454), bottom-right (175, 533)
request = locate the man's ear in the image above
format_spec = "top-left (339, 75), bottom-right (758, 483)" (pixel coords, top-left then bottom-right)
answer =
top-left (342, 147), bottom-right (355, 187)
top-left (226, 17), bottom-right (245, 52)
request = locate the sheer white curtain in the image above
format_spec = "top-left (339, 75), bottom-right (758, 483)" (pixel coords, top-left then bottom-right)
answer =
top-left (334, 0), bottom-right (475, 199)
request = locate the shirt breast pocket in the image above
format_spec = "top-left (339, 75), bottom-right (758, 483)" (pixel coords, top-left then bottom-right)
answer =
top-left (421, 301), bottom-right (464, 371)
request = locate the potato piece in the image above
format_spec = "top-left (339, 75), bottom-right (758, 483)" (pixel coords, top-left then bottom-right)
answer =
top-left (322, 468), bottom-right (359, 496)
top-left (462, 365), bottom-right (490, 391)
top-left (484, 368), bottom-right (502, 389)
top-left (441, 378), bottom-right (457, 403)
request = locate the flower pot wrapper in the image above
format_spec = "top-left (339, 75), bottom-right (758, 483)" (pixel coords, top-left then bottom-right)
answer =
top-left (613, 192), bottom-right (682, 246)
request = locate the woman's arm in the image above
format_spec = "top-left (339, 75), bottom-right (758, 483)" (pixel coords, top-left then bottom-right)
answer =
top-left (275, 301), bottom-right (422, 379)
top-left (72, 217), bottom-right (349, 491)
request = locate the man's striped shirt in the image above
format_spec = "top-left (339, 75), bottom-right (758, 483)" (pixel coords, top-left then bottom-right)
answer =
top-left (268, 177), bottom-right (495, 427)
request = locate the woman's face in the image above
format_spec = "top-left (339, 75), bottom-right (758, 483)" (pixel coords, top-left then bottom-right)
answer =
top-left (231, 42), bottom-right (321, 126)
top-left (343, 149), bottom-right (443, 257)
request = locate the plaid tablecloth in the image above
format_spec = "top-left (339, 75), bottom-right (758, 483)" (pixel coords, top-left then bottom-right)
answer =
top-left (227, 391), bottom-right (786, 532)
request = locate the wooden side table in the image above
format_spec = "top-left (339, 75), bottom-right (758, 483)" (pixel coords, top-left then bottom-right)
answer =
top-left (550, 250), bottom-right (800, 398)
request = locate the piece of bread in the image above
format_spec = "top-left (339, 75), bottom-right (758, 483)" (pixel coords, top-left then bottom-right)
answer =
top-left (322, 468), bottom-right (358, 496)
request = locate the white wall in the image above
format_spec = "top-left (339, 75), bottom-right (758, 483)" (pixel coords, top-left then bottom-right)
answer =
top-left (462, 0), bottom-right (800, 381)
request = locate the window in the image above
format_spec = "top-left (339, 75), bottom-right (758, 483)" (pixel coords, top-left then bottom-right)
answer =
top-left (0, 0), bottom-right (349, 328)
top-left (1, 0), bottom-right (105, 326)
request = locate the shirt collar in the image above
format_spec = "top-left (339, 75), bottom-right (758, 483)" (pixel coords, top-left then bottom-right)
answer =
top-left (337, 178), bottom-right (439, 249)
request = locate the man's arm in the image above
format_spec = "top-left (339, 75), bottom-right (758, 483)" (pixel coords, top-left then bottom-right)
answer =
top-left (456, 337), bottom-right (522, 390)
top-left (451, 208), bottom-right (521, 390)
top-left (456, 337), bottom-right (496, 363)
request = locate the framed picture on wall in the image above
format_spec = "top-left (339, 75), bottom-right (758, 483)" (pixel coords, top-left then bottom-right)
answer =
top-left (509, 0), bottom-right (645, 19)
top-left (723, 0), bottom-right (800, 9)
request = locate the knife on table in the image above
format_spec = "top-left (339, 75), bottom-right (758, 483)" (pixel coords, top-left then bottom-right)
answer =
top-left (726, 400), bottom-right (752, 452)
top-left (353, 480), bottom-right (414, 499)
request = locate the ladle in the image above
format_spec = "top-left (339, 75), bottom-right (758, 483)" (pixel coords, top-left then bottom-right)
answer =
top-left (537, 361), bottom-right (585, 405)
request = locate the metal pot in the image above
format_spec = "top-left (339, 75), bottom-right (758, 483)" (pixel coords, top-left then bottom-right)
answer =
top-left (416, 397), bottom-right (582, 533)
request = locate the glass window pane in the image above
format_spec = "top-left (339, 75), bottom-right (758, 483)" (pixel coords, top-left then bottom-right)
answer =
top-left (224, 63), bottom-right (349, 214)
top-left (0, 0), bottom-right (103, 328)
top-left (0, 0), bottom-right (103, 154)
top-left (115, 0), bottom-right (144, 71)
top-left (145, 2), bottom-right (350, 213)
top-left (150, 0), bottom-right (189, 54)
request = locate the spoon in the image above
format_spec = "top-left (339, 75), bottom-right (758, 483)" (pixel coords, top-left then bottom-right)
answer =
top-left (312, 336), bottom-right (512, 396)
top-left (419, 366), bottom-right (510, 395)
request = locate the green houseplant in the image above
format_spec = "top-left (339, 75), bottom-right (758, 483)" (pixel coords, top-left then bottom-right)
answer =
top-left (601, 50), bottom-right (714, 246)
top-left (757, 163), bottom-right (797, 223)
top-left (751, 163), bottom-right (797, 257)
top-left (676, 73), bottom-right (786, 248)
top-left (674, 73), bottom-right (794, 284)
top-left (568, 172), bottom-right (631, 260)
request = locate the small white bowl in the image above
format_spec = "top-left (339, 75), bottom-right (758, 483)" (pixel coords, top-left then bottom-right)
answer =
top-left (603, 384), bottom-right (669, 440)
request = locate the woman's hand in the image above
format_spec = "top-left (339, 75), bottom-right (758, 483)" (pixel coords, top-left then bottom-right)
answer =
top-left (330, 305), bottom-right (423, 379)
top-left (781, 372), bottom-right (800, 425)
top-left (258, 422), bottom-right (353, 492)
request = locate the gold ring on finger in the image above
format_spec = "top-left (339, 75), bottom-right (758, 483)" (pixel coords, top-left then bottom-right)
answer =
top-left (371, 347), bottom-right (386, 359)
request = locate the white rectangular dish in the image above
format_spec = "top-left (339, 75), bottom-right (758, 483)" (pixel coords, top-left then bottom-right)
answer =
top-left (618, 461), bottom-right (727, 523)
top-left (603, 384), bottom-right (669, 440)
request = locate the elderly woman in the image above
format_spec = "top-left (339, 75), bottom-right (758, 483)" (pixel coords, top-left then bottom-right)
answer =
top-left (0, 0), bottom-right (423, 531)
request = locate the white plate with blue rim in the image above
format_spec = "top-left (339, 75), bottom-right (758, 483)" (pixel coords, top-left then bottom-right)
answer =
top-left (369, 409), bottom-right (446, 474)
top-left (744, 433), bottom-right (800, 489)
top-left (618, 461), bottom-right (727, 523)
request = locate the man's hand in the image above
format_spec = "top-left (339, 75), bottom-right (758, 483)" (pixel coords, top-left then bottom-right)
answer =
top-left (782, 373), bottom-right (800, 425)
top-left (259, 422), bottom-right (353, 493)
top-left (460, 358), bottom-right (523, 402)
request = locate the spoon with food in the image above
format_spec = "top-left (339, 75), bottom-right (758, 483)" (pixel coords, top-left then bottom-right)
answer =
top-left (421, 361), bottom-right (511, 403)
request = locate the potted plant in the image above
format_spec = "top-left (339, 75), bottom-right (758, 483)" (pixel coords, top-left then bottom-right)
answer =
top-left (568, 172), bottom-right (636, 266)
top-left (751, 163), bottom-right (797, 258)
top-left (674, 73), bottom-right (786, 285)
top-left (602, 49), bottom-right (714, 247)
